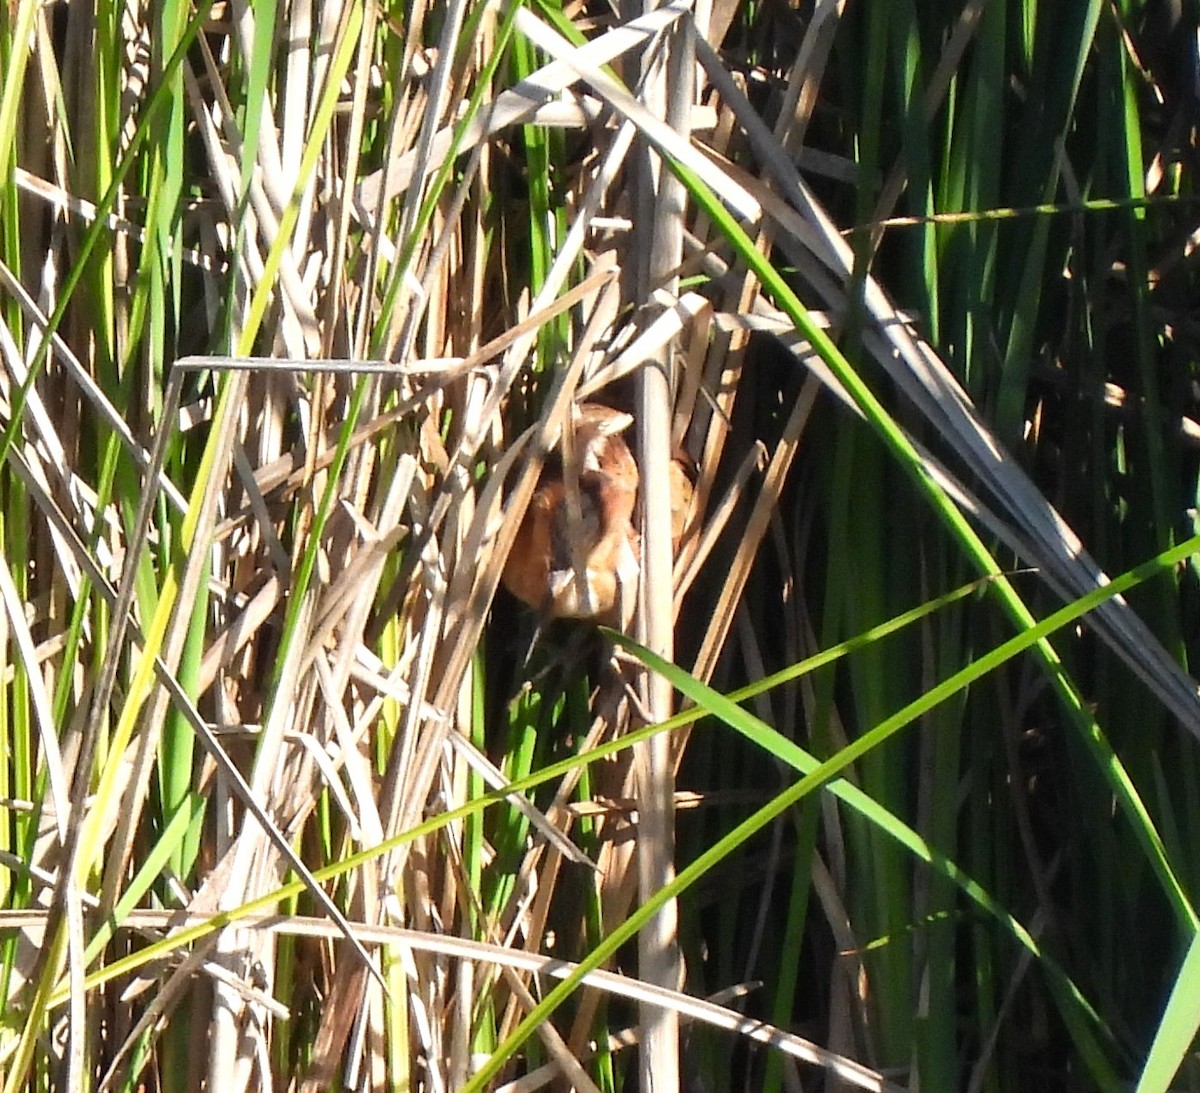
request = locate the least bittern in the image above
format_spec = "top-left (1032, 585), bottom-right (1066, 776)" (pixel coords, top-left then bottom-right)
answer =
top-left (502, 403), bottom-right (692, 626)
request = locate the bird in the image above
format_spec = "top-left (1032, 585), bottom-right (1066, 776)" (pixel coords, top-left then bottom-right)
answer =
top-left (503, 403), bottom-right (639, 625)
top-left (502, 403), bottom-right (692, 626)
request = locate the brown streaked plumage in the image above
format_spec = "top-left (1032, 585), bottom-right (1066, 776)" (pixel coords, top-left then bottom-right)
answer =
top-left (668, 453), bottom-right (694, 555)
top-left (502, 402), bottom-right (691, 625)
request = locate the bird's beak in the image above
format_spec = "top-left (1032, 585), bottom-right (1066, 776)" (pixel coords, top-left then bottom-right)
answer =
top-left (593, 410), bottom-right (633, 435)
top-left (570, 403), bottom-right (634, 435)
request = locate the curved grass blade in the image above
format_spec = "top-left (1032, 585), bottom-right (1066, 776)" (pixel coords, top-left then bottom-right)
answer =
top-left (1135, 926), bottom-right (1200, 1093)
top-left (460, 533), bottom-right (1200, 1090)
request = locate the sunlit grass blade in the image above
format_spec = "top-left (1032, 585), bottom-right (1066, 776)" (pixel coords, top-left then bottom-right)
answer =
top-left (1135, 926), bottom-right (1200, 1093)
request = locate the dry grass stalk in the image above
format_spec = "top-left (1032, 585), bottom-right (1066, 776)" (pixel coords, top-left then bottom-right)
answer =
top-left (4, 0), bottom-right (1189, 1088)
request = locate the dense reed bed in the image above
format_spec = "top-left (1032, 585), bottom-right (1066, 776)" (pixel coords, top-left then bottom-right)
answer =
top-left (2, 0), bottom-right (1200, 1089)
